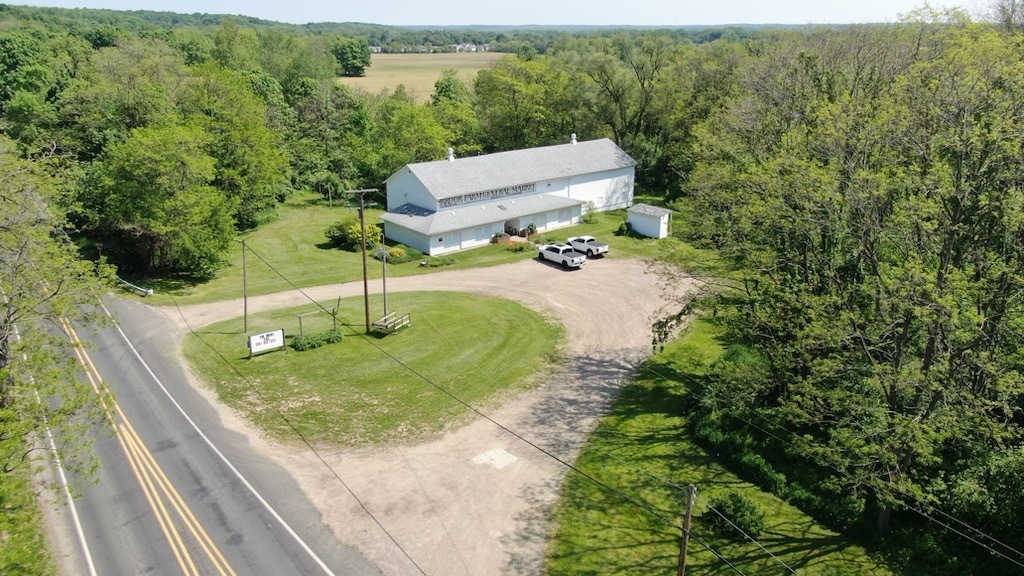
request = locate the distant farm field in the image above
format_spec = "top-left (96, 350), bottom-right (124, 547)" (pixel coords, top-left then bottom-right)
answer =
top-left (337, 52), bottom-right (505, 102)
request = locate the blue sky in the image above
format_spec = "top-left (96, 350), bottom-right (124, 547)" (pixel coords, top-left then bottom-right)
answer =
top-left (15, 0), bottom-right (977, 26)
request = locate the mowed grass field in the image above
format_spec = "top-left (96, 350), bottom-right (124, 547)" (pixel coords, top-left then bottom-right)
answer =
top-left (183, 290), bottom-right (562, 445)
top-left (337, 52), bottom-right (505, 102)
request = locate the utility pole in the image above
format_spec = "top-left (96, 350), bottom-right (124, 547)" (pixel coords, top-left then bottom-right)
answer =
top-left (677, 484), bottom-right (697, 576)
top-left (240, 238), bottom-right (248, 333)
top-left (343, 188), bottom-right (378, 333)
top-left (374, 245), bottom-right (389, 316)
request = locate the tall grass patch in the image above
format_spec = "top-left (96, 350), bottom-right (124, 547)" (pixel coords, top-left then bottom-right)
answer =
top-left (0, 462), bottom-right (54, 575)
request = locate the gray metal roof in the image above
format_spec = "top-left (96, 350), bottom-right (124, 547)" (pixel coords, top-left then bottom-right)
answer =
top-left (389, 138), bottom-right (636, 201)
top-left (628, 203), bottom-right (673, 217)
top-left (381, 194), bottom-right (584, 236)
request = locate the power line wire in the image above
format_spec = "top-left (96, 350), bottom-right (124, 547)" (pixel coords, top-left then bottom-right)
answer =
top-left (728, 406), bottom-right (1024, 567)
top-left (222, 243), bottom-right (751, 574)
top-left (698, 497), bottom-right (801, 575)
top-left (585, 424), bottom-right (798, 569)
top-left (170, 295), bottom-right (429, 576)
top-left (337, 261), bottom-right (1024, 574)
top-left (659, 364), bottom-right (1024, 565)
top-left (413, 300), bottom-right (747, 575)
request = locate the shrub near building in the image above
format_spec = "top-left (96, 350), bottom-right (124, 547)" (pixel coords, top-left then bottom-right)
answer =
top-left (325, 218), bottom-right (383, 250)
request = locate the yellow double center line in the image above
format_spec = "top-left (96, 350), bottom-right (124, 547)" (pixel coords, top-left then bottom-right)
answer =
top-left (62, 318), bottom-right (237, 576)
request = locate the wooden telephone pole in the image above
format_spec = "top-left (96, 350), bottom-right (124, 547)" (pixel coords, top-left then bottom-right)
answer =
top-left (239, 238), bottom-right (248, 333)
top-left (677, 484), bottom-right (697, 576)
top-left (343, 188), bottom-right (378, 333)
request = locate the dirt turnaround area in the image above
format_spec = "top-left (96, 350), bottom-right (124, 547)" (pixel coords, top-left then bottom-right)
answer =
top-left (165, 257), bottom-right (700, 575)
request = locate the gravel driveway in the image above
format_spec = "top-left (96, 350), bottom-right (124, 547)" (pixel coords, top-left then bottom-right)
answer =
top-left (164, 256), bottom-right (699, 575)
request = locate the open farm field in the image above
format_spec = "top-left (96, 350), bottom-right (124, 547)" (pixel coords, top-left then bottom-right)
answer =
top-left (337, 52), bottom-right (505, 101)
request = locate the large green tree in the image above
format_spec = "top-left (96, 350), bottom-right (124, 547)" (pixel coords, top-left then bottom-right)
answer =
top-left (82, 124), bottom-right (236, 275)
top-left (58, 37), bottom-right (186, 159)
top-left (685, 18), bottom-right (1024, 570)
top-left (430, 70), bottom-right (482, 157)
top-left (179, 64), bottom-right (291, 228)
top-left (330, 36), bottom-right (371, 77)
top-left (0, 136), bottom-right (113, 482)
top-left (473, 55), bottom-right (578, 151)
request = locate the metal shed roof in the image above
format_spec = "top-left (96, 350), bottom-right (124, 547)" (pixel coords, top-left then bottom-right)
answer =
top-left (388, 138), bottom-right (636, 201)
top-left (381, 194), bottom-right (584, 236)
top-left (628, 203), bottom-right (673, 217)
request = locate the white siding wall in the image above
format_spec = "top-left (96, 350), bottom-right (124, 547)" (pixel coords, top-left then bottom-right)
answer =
top-left (385, 171), bottom-right (437, 211)
top-left (518, 206), bottom-right (581, 236)
top-left (460, 223), bottom-right (503, 251)
top-left (566, 167), bottom-right (634, 211)
top-left (429, 230), bottom-right (462, 256)
top-left (539, 177), bottom-right (570, 197)
top-left (383, 223), bottom-right (430, 254)
top-left (628, 212), bottom-right (668, 239)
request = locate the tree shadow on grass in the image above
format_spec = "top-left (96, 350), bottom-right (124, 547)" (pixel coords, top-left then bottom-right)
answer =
top-left (116, 270), bottom-right (222, 300)
top-left (497, 348), bottom-right (721, 575)
top-left (712, 518), bottom-right (885, 576)
top-left (505, 472), bottom-right (682, 576)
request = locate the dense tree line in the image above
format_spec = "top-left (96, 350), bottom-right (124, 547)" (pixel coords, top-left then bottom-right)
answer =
top-left (0, 9), bottom-right (744, 275)
top-left (680, 7), bottom-right (1024, 574)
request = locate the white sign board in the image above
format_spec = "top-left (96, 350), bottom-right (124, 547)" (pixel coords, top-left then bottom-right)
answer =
top-left (248, 329), bottom-right (285, 355)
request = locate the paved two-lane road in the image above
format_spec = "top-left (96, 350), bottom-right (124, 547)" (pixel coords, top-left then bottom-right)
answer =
top-left (51, 296), bottom-right (380, 576)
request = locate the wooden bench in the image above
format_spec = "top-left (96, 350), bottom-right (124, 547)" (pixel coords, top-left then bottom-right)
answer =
top-left (372, 311), bottom-right (411, 333)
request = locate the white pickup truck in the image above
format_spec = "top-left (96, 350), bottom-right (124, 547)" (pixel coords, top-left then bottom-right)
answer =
top-left (566, 235), bottom-right (610, 257)
top-left (538, 243), bottom-right (587, 268)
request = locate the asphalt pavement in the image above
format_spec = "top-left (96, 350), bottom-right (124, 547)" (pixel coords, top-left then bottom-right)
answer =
top-left (51, 295), bottom-right (380, 576)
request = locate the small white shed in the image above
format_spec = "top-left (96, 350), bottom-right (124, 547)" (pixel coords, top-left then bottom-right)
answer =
top-left (628, 203), bottom-right (673, 239)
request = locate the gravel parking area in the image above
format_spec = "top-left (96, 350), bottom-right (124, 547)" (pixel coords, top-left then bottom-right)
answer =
top-left (167, 256), bottom-right (700, 575)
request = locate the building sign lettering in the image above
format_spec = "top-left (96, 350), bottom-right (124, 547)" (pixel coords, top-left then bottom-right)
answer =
top-left (247, 328), bottom-right (285, 356)
top-left (438, 182), bottom-right (536, 208)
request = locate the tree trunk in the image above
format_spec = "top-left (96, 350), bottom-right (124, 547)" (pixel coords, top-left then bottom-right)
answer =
top-left (0, 332), bottom-right (12, 409)
top-left (876, 505), bottom-right (892, 535)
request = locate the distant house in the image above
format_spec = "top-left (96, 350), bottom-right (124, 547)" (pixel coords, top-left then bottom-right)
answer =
top-left (452, 43), bottom-right (490, 52)
top-left (381, 137), bottom-right (636, 256)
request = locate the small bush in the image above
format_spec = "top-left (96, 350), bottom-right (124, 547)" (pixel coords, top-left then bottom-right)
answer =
top-left (701, 491), bottom-right (766, 540)
top-left (581, 201), bottom-right (597, 224)
top-left (387, 245), bottom-right (424, 264)
top-left (506, 243), bottom-right (529, 253)
top-left (615, 221), bottom-right (632, 236)
top-left (325, 219), bottom-right (383, 251)
top-left (291, 329), bottom-right (344, 351)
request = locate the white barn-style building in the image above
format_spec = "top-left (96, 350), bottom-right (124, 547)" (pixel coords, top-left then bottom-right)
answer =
top-left (380, 136), bottom-right (636, 256)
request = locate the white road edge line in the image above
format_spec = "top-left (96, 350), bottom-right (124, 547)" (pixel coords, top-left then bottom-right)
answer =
top-left (13, 325), bottom-right (98, 576)
top-left (99, 301), bottom-right (339, 576)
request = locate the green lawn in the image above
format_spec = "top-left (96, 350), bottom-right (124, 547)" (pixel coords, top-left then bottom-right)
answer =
top-left (545, 318), bottom-right (893, 576)
top-left (182, 290), bottom-right (563, 445)
top-left (133, 192), bottom-right (687, 306)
